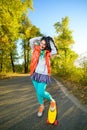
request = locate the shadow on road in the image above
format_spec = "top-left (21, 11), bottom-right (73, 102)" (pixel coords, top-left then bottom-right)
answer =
top-left (0, 76), bottom-right (87, 130)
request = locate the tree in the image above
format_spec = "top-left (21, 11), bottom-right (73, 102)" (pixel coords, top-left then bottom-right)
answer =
top-left (20, 15), bottom-right (42, 73)
top-left (53, 16), bottom-right (78, 76)
top-left (0, 0), bottom-right (33, 72)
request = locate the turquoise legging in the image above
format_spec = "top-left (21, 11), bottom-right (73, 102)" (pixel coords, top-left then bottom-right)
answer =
top-left (32, 80), bottom-right (53, 105)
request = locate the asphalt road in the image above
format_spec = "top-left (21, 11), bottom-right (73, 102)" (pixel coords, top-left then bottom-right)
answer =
top-left (0, 75), bottom-right (87, 130)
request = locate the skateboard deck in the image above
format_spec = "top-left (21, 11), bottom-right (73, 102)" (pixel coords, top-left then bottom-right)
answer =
top-left (46, 103), bottom-right (58, 125)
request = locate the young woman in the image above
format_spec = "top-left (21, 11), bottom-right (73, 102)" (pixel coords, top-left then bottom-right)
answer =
top-left (29, 36), bottom-right (58, 117)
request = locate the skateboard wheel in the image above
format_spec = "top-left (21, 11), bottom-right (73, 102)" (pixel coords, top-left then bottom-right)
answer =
top-left (54, 120), bottom-right (58, 126)
top-left (46, 119), bottom-right (50, 124)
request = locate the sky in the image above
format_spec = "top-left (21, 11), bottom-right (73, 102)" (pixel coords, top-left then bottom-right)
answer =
top-left (28, 0), bottom-right (87, 56)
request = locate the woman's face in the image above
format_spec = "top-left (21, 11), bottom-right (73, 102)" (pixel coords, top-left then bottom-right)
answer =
top-left (40, 40), bottom-right (46, 50)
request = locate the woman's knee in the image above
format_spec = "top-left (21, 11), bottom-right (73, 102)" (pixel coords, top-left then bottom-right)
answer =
top-left (37, 82), bottom-right (47, 96)
top-left (37, 89), bottom-right (44, 96)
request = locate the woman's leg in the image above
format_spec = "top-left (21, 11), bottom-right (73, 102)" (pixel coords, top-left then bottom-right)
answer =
top-left (37, 82), bottom-right (53, 101)
top-left (32, 80), bottom-right (45, 117)
top-left (32, 80), bottom-right (56, 116)
top-left (37, 82), bottom-right (56, 111)
top-left (32, 80), bottom-right (44, 105)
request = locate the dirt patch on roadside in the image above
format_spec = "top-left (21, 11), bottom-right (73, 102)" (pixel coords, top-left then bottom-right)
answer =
top-left (54, 75), bottom-right (87, 105)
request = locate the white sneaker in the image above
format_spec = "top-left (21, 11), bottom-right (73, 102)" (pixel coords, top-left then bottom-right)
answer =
top-left (50, 100), bottom-right (56, 111)
top-left (37, 105), bottom-right (44, 117)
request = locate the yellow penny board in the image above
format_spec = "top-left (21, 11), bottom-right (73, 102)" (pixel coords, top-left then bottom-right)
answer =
top-left (48, 106), bottom-right (57, 124)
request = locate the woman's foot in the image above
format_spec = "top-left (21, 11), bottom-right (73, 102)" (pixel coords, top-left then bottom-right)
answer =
top-left (37, 105), bottom-right (44, 117)
top-left (50, 100), bottom-right (56, 111)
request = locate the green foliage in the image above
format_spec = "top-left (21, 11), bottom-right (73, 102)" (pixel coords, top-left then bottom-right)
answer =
top-left (80, 59), bottom-right (87, 85)
top-left (52, 16), bottom-right (78, 76)
top-left (0, 0), bottom-right (33, 73)
top-left (19, 14), bottom-right (42, 73)
top-left (54, 16), bottom-right (74, 49)
top-left (52, 16), bottom-right (87, 85)
top-left (52, 16), bottom-right (87, 87)
top-left (0, 0), bottom-right (33, 40)
top-left (15, 64), bottom-right (24, 73)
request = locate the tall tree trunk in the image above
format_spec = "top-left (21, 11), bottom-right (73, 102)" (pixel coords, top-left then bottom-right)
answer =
top-left (24, 41), bottom-right (30, 73)
top-left (26, 41), bottom-right (29, 72)
top-left (0, 63), bottom-right (2, 72)
top-left (0, 50), bottom-right (3, 72)
top-left (24, 45), bottom-right (27, 73)
top-left (10, 53), bottom-right (15, 72)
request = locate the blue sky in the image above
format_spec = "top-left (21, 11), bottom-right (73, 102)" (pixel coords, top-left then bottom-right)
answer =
top-left (28, 0), bottom-right (87, 55)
